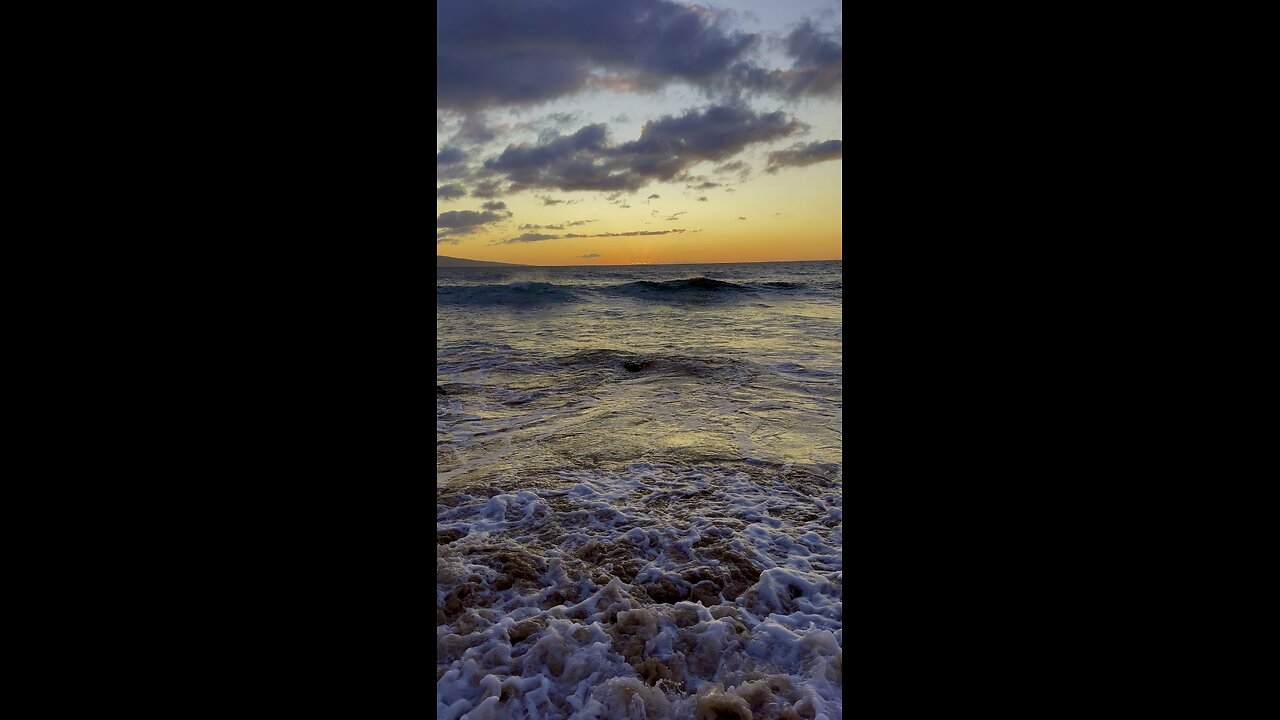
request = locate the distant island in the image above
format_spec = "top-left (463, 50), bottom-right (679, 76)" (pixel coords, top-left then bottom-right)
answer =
top-left (437, 255), bottom-right (529, 268)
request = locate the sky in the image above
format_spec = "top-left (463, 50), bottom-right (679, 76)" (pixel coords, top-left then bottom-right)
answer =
top-left (437, 0), bottom-right (842, 266)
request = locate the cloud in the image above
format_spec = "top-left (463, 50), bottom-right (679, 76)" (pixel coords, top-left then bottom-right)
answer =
top-left (566, 229), bottom-right (686, 238)
top-left (437, 184), bottom-right (467, 200)
top-left (501, 232), bottom-right (560, 243)
top-left (436, 208), bottom-right (513, 243)
top-left (714, 159), bottom-right (751, 181)
top-left (436, 146), bottom-right (472, 180)
top-left (513, 112), bottom-right (582, 136)
top-left (614, 104), bottom-right (804, 173)
top-left (765, 139), bottom-right (842, 172)
top-left (579, 253), bottom-right (601, 258)
top-left (437, 209), bottom-right (509, 229)
top-left (781, 20), bottom-right (842, 97)
top-left (488, 125), bottom-right (630, 192)
top-left (450, 112), bottom-right (503, 145)
top-left (437, 147), bottom-right (466, 165)
top-left (482, 200), bottom-right (508, 211)
top-left (647, 194), bottom-right (660, 200)
top-left (483, 104), bottom-right (804, 193)
top-left (471, 180), bottom-right (507, 198)
top-left (738, 216), bottom-right (747, 220)
top-left (725, 20), bottom-right (842, 99)
top-left (494, 228), bottom-right (686, 244)
top-left (689, 181), bottom-right (721, 190)
top-left (697, 196), bottom-right (708, 201)
top-left (534, 194), bottom-right (581, 206)
top-left (437, 0), bottom-right (762, 110)
top-left (521, 219), bottom-right (593, 231)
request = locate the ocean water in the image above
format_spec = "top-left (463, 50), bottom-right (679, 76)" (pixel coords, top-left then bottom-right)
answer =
top-left (437, 261), bottom-right (842, 720)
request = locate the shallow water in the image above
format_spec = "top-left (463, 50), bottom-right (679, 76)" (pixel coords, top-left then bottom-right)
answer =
top-left (437, 260), bottom-right (842, 720)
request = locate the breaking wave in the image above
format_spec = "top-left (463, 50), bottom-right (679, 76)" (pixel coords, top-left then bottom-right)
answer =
top-left (436, 277), bottom-right (820, 306)
top-left (436, 281), bottom-right (584, 305)
top-left (602, 277), bottom-right (749, 294)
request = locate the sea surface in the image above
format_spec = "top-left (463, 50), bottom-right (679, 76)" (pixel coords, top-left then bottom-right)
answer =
top-left (437, 261), bottom-right (842, 720)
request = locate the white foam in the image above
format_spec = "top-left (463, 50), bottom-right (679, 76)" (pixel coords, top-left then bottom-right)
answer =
top-left (437, 462), bottom-right (842, 719)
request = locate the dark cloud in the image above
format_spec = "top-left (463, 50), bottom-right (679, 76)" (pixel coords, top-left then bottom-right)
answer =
top-left (471, 180), bottom-right (507, 198)
top-left (725, 20), bottom-right (842, 99)
top-left (487, 125), bottom-right (632, 192)
top-left (437, 147), bottom-right (466, 165)
top-left (437, 184), bottom-right (467, 200)
top-left (437, 0), bottom-right (761, 110)
top-left (647, 194), bottom-right (660, 200)
top-left (579, 253), bottom-right (601, 258)
top-left (738, 216), bottom-right (746, 220)
top-left (437, 209), bottom-right (509, 229)
top-left (697, 196), bottom-right (708, 202)
top-left (765, 139), bottom-right (842, 172)
top-left (483, 104), bottom-right (804, 193)
top-left (783, 20), bottom-right (842, 96)
top-left (521, 223), bottom-right (564, 230)
top-left (436, 208), bottom-right (513, 242)
top-left (482, 200), bottom-right (508, 211)
top-left (689, 182), bottom-right (721, 190)
top-left (436, 146), bottom-right (472, 181)
top-left (615, 105), bottom-right (804, 172)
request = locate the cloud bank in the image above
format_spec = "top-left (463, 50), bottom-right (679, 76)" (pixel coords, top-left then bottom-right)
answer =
top-left (495, 228), bottom-right (687, 244)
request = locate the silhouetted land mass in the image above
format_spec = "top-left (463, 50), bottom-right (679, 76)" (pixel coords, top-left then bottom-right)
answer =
top-left (437, 255), bottom-right (529, 267)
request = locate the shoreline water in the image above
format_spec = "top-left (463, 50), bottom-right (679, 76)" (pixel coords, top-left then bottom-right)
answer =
top-left (438, 261), bottom-right (842, 720)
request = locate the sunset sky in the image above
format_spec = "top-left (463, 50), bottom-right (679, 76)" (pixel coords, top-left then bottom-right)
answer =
top-left (437, 0), bottom-right (842, 266)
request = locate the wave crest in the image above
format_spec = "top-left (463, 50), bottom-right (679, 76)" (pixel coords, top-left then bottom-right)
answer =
top-left (602, 277), bottom-right (748, 295)
top-left (437, 281), bottom-right (581, 305)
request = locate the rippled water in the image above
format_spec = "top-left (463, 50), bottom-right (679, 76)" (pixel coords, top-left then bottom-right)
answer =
top-left (437, 261), bottom-right (842, 720)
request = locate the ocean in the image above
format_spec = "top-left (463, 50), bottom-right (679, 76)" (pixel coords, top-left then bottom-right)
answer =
top-left (437, 260), bottom-right (842, 720)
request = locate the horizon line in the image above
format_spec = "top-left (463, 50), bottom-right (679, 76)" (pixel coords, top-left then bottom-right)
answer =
top-left (440, 258), bottom-right (841, 268)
